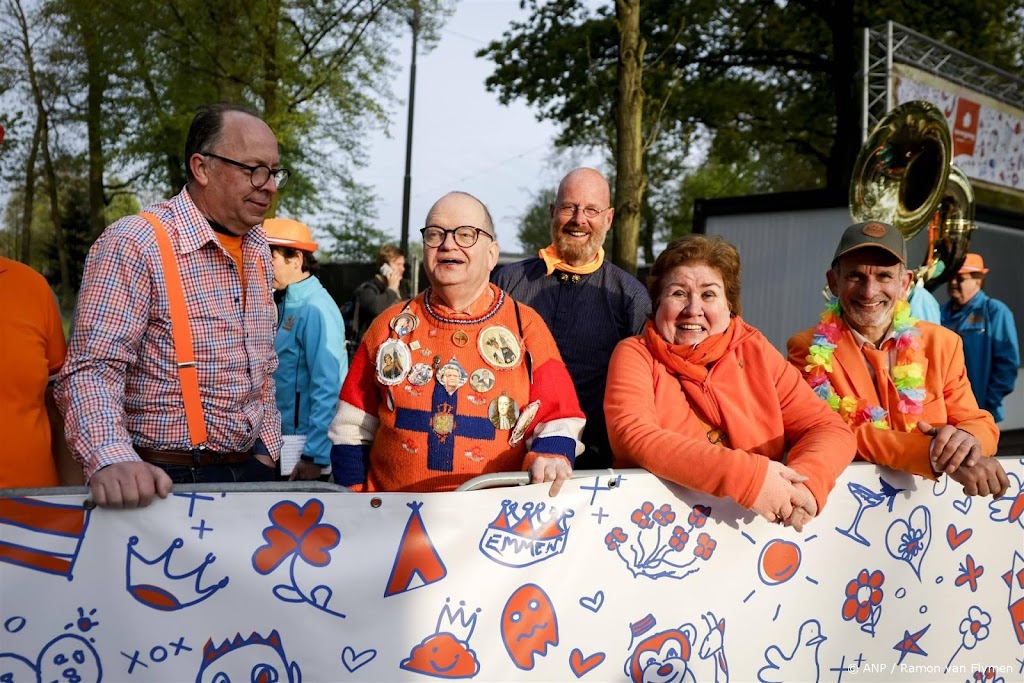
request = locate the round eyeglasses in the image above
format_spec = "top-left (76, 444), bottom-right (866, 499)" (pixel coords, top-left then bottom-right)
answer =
top-left (556, 203), bottom-right (611, 219)
top-left (420, 226), bottom-right (493, 248)
top-left (201, 152), bottom-right (291, 189)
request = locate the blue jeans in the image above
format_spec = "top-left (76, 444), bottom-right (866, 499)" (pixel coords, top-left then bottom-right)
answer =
top-left (157, 457), bottom-right (277, 484)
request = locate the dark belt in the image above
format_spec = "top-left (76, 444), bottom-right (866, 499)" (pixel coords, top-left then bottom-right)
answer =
top-left (135, 446), bottom-right (252, 468)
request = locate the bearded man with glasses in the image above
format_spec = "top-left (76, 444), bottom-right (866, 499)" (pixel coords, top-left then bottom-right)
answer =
top-left (57, 103), bottom-right (288, 507)
top-left (329, 191), bottom-right (585, 496)
top-left (493, 168), bottom-right (651, 469)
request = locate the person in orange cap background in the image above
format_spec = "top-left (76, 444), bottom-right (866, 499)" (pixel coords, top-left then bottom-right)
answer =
top-left (941, 253), bottom-right (1020, 423)
top-left (264, 217), bottom-right (348, 481)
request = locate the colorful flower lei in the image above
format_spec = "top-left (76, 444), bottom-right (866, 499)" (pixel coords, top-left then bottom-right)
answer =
top-left (804, 298), bottom-right (925, 429)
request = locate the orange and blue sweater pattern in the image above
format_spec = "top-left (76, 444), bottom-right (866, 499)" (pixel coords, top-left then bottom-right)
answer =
top-left (330, 285), bottom-right (585, 492)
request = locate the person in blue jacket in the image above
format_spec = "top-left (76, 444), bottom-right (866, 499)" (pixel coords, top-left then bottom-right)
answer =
top-left (264, 218), bottom-right (348, 479)
top-left (941, 253), bottom-right (1020, 423)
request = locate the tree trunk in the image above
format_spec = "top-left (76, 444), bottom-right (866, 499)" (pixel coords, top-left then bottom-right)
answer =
top-left (83, 20), bottom-right (108, 239)
top-left (827, 0), bottom-right (858, 193)
top-left (20, 117), bottom-right (41, 264)
top-left (612, 0), bottom-right (645, 276)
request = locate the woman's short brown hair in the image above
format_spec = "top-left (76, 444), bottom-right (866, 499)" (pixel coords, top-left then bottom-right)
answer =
top-left (377, 244), bottom-right (404, 267)
top-left (646, 234), bottom-right (742, 316)
top-left (271, 245), bottom-right (319, 274)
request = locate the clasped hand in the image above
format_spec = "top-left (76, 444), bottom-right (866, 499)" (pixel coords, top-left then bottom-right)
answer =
top-left (751, 461), bottom-right (818, 532)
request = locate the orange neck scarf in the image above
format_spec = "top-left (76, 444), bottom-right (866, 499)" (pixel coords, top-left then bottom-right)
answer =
top-left (643, 318), bottom-right (739, 383)
top-left (538, 245), bottom-right (605, 276)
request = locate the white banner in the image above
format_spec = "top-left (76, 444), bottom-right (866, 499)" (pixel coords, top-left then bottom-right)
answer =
top-left (893, 64), bottom-right (1024, 194)
top-left (2, 460), bottom-right (1023, 683)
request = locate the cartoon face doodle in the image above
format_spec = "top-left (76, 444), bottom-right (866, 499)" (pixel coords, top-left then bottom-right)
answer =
top-left (196, 631), bottom-right (299, 683)
top-left (624, 626), bottom-right (697, 683)
top-left (0, 653), bottom-right (36, 683)
top-left (37, 634), bottom-right (102, 683)
top-left (500, 583), bottom-right (559, 670)
top-left (400, 632), bottom-right (480, 679)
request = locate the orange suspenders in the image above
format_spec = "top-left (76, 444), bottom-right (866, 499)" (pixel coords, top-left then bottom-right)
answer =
top-left (140, 212), bottom-right (209, 447)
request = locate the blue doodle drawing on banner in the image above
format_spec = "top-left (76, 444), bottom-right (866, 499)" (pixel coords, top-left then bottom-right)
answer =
top-left (0, 497), bottom-right (92, 579)
top-left (126, 537), bottom-right (228, 611)
top-left (697, 611), bottom-right (730, 683)
top-left (1003, 550), bottom-right (1024, 645)
top-left (885, 505), bottom-right (931, 581)
top-left (624, 622), bottom-right (698, 683)
top-left (0, 652), bottom-right (35, 681)
top-left (946, 605), bottom-right (993, 671)
top-left (578, 590), bottom-right (604, 613)
top-left (400, 598), bottom-right (482, 679)
top-left (341, 645), bottom-right (377, 673)
top-left (479, 501), bottom-right (573, 568)
top-left (580, 474), bottom-right (627, 506)
top-left (196, 631), bottom-right (299, 683)
top-left (988, 471), bottom-right (1024, 527)
top-left (121, 636), bottom-right (194, 675)
top-left (892, 624), bottom-right (930, 665)
top-left (251, 499), bottom-right (344, 618)
top-left (38, 633), bottom-right (103, 683)
top-left (605, 502), bottom-right (716, 580)
top-left (757, 618), bottom-right (826, 683)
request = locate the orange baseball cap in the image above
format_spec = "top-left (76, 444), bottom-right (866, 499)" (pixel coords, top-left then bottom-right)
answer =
top-left (958, 253), bottom-right (989, 275)
top-left (263, 218), bottom-right (318, 252)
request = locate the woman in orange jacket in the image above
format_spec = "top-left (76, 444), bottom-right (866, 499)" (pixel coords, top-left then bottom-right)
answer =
top-left (605, 235), bottom-right (856, 531)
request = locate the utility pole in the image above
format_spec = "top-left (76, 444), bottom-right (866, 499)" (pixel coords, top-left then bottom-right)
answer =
top-left (399, 4), bottom-right (419, 257)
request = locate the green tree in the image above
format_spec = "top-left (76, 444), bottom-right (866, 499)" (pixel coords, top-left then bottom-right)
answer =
top-left (480, 0), bottom-right (1024, 263)
top-left (517, 189), bottom-right (556, 254)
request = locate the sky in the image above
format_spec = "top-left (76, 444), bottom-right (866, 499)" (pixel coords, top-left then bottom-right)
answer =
top-left (356, 0), bottom-right (602, 256)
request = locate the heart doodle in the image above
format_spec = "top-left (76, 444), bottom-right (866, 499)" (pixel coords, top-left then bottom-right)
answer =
top-left (885, 505), bottom-right (931, 580)
top-left (341, 646), bottom-right (377, 673)
top-left (952, 496), bottom-right (972, 515)
top-left (569, 648), bottom-right (605, 678)
top-left (946, 524), bottom-right (972, 550)
top-left (579, 591), bottom-right (604, 613)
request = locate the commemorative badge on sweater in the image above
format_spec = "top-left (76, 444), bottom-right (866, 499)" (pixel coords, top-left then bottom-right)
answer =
top-left (478, 325), bottom-right (522, 370)
top-left (376, 339), bottom-right (411, 386)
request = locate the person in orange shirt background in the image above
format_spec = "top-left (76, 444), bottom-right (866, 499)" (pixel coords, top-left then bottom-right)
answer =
top-left (0, 257), bottom-right (81, 488)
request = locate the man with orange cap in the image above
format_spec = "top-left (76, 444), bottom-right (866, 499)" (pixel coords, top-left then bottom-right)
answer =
top-left (941, 253), bottom-right (1019, 423)
top-left (264, 218), bottom-right (348, 481)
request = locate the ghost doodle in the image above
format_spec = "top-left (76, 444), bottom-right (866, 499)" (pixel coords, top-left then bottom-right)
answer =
top-left (624, 624), bottom-right (698, 683)
top-left (500, 583), bottom-right (559, 670)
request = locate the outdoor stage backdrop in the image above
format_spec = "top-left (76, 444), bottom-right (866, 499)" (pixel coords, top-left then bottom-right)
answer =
top-left (1, 460), bottom-right (1023, 682)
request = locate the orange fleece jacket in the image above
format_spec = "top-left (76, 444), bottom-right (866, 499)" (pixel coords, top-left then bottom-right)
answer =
top-left (788, 320), bottom-right (999, 478)
top-left (606, 318), bottom-right (856, 512)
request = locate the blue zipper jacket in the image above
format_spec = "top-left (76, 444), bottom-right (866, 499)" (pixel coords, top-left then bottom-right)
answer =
top-left (940, 289), bottom-right (1020, 423)
top-left (274, 276), bottom-right (348, 465)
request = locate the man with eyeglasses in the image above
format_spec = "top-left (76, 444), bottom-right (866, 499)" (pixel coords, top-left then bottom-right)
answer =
top-left (940, 253), bottom-right (1020, 423)
top-left (493, 168), bottom-right (651, 469)
top-left (57, 103), bottom-right (288, 507)
top-left (329, 191), bottom-right (585, 495)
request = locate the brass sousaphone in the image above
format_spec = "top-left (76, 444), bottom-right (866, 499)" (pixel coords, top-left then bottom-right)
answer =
top-left (849, 100), bottom-right (976, 288)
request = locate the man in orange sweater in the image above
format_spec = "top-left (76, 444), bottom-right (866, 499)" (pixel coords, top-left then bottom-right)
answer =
top-left (329, 192), bottom-right (584, 494)
top-left (788, 222), bottom-right (1007, 498)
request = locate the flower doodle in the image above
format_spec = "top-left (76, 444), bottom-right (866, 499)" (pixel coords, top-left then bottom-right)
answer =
top-left (841, 568), bottom-right (884, 636)
top-left (606, 501), bottom-right (716, 580)
top-left (252, 499), bottom-right (345, 618)
top-left (946, 605), bottom-right (992, 671)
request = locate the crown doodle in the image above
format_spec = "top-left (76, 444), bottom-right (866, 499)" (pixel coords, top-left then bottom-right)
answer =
top-left (126, 536), bottom-right (229, 611)
top-left (435, 598), bottom-right (480, 644)
top-left (479, 501), bottom-right (574, 568)
top-left (201, 630), bottom-right (287, 666)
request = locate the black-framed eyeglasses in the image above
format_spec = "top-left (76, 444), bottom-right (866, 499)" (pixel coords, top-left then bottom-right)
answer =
top-left (556, 203), bottom-right (611, 219)
top-left (420, 225), bottom-right (493, 248)
top-left (201, 152), bottom-right (291, 189)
